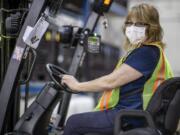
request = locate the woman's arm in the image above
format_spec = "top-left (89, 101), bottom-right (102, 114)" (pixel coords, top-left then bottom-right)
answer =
top-left (61, 63), bottom-right (143, 92)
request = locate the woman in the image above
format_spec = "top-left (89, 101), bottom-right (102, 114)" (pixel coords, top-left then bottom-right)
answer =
top-left (61, 3), bottom-right (173, 135)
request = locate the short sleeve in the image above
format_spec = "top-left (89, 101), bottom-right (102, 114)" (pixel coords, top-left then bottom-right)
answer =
top-left (124, 46), bottom-right (160, 78)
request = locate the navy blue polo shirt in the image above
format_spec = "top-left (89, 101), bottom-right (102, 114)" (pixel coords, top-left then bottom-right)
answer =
top-left (115, 45), bottom-right (160, 110)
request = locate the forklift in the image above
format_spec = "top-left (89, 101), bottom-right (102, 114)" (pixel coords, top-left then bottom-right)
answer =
top-left (0, 0), bottom-right (113, 134)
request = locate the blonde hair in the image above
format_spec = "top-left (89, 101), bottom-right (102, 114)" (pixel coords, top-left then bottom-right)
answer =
top-left (123, 3), bottom-right (165, 50)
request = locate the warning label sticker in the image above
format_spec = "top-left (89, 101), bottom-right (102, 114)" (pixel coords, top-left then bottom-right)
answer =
top-left (12, 46), bottom-right (24, 61)
top-left (23, 16), bottom-right (49, 49)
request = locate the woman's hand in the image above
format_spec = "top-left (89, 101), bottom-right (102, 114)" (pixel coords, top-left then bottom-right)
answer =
top-left (61, 75), bottom-right (80, 91)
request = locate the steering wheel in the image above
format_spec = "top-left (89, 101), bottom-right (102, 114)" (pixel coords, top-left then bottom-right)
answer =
top-left (46, 63), bottom-right (77, 93)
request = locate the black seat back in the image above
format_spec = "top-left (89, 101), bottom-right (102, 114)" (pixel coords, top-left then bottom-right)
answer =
top-left (146, 77), bottom-right (180, 134)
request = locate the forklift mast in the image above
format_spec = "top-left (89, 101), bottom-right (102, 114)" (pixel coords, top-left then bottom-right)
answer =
top-left (0, 0), bottom-right (47, 134)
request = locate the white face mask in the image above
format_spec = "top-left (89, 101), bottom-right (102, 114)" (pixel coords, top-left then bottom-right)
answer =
top-left (125, 25), bottom-right (146, 44)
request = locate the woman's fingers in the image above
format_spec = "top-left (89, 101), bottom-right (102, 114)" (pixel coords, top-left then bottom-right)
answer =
top-left (59, 75), bottom-right (79, 91)
top-left (60, 74), bottom-right (66, 85)
top-left (60, 75), bottom-right (71, 85)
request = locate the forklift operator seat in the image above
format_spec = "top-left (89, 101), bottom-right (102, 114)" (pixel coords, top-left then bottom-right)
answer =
top-left (115, 77), bottom-right (180, 135)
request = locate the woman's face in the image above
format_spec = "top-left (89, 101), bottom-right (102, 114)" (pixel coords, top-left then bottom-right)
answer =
top-left (124, 17), bottom-right (150, 44)
top-left (123, 4), bottom-right (162, 47)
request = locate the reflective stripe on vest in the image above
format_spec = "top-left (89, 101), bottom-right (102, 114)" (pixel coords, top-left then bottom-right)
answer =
top-left (94, 42), bottom-right (173, 111)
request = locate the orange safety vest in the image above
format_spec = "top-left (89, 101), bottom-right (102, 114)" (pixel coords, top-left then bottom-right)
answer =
top-left (95, 42), bottom-right (173, 111)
